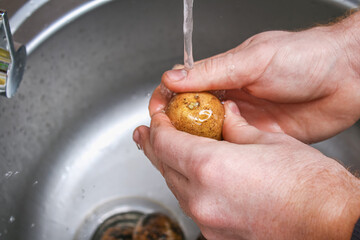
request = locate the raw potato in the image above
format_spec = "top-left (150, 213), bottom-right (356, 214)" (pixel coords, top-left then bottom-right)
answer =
top-left (166, 92), bottom-right (225, 140)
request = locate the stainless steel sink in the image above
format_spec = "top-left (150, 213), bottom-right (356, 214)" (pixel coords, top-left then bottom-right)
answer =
top-left (1, 0), bottom-right (360, 239)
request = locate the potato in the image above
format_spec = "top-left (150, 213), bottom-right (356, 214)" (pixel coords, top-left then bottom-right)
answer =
top-left (165, 92), bottom-right (225, 140)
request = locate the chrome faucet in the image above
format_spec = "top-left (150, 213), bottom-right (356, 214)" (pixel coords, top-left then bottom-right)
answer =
top-left (0, 10), bottom-right (26, 98)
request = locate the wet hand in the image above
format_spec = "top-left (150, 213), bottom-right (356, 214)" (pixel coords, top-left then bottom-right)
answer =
top-left (161, 15), bottom-right (360, 143)
top-left (133, 90), bottom-right (360, 239)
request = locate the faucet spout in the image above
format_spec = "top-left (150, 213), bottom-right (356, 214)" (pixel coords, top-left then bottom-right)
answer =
top-left (0, 10), bottom-right (26, 98)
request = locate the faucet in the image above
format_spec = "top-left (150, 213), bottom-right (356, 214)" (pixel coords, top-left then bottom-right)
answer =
top-left (0, 10), bottom-right (26, 98)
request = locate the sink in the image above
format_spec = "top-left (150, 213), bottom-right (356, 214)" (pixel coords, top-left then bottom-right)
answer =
top-left (0, 0), bottom-right (359, 239)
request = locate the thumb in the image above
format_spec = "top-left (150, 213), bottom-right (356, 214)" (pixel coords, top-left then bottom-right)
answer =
top-left (222, 101), bottom-right (269, 144)
top-left (162, 49), bottom-right (253, 93)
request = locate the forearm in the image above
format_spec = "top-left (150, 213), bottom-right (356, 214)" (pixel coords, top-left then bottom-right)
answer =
top-left (331, 10), bottom-right (360, 120)
top-left (325, 171), bottom-right (360, 240)
top-left (310, 162), bottom-right (360, 240)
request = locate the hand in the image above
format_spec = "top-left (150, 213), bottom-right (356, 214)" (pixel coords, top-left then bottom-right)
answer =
top-left (133, 91), bottom-right (360, 239)
top-left (161, 14), bottom-right (360, 143)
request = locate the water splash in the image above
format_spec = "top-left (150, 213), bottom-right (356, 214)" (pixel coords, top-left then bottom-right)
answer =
top-left (9, 216), bottom-right (15, 223)
top-left (184, 0), bottom-right (194, 70)
top-left (4, 171), bottom-right (20, 178)
top-left (4, 171), bottom-right (13, 178)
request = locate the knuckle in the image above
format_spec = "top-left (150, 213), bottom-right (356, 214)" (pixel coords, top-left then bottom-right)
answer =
top-left (178, 200), bottom-right (192, 217)
top-left (191, 152), bottom-right (218, 186)
top-left (194, 164), bottom-right (211, 185)
top-left (188, 199), bottom-right (211, 225)
top-left (150, 112), bottom-right (166, 128)
top-left (150, 129), bottom-right (165, 158)
top-left (188, 198), bottom-right (219, 228)
top-left (149, 113), bottom-right (172, 157)
top-left (202, 58), bottom-right (215, 74)
top-left (201, 58), bottom-right (219, 77)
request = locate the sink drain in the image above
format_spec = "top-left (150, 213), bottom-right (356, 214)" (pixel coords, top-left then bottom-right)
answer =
top-left (75, 197), bottom-right (198, 240)
top-left (91, 211), bottom-right (143, 240)
top-left (91, 211), bottom-right (185, 240)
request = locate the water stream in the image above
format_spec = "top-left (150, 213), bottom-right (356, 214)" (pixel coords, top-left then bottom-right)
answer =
top-left (184, 0), bottom-right (194, 70)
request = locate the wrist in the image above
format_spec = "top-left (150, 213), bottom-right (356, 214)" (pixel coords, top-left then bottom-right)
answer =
top-left (343, 177), bottom-right (360, 240)
top-left (320, 169), bottom-right (360, 240)
top-left (291, 159), bottom-right (360, 240)
top-left (284, 157), bottom-right (360, 240)
top-left (331, 11), bottom-right (360, 70)
top-left (328, 11), bottom-right (360, 120)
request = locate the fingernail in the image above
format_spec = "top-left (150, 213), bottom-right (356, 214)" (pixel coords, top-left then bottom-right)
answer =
top-left (165, 69), bottom-right (187, 82)
top-left (133, 129), bottom-right (142, 150)
top-left (160, 82), bottom-right (174, 100)
top-left (172, 64), bottom-right (184, 70)
top-left (228, 101), bottom-right (240, 116)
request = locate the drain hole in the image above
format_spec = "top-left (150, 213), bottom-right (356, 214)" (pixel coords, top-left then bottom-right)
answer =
top-left (91, 212), bottom-right (186, 240)
top-left (91, 211), bottom-right (143, 240)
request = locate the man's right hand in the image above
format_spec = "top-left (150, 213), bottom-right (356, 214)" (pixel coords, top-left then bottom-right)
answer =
top-left (159, 12), bottom-right (360, 143)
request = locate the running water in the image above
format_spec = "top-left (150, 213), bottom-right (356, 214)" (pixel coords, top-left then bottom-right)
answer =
top-left (184, 0), bottom-right (194, 70)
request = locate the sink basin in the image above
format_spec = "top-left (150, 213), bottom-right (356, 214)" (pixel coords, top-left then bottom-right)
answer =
top-left (1, 0), bottom-right (359, 239)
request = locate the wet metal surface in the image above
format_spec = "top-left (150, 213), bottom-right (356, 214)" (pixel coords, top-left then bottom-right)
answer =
top-left (0, 0), bottom-right (359, 239)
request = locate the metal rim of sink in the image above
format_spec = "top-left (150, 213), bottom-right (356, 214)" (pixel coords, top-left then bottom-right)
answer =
top-left (25, 1), bottom-right (112, 55)
top-left (8, 0), bottom-right (360, 55)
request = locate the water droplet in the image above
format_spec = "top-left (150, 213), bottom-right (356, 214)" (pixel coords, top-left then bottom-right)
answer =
top-left (4, 171), bottom-right (13, 178)
top-left (9, 216), bottom-right (15, 223)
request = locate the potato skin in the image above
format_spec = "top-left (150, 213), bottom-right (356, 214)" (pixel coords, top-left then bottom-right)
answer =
top-left (165, 92), bottom-right (225, 140)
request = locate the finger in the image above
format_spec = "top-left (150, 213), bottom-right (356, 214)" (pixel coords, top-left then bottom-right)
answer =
top-left (134, 126), bottom-right (191, 208)
top-left (148, 64), bottom-right (182, 118)
top-left (133, 125), bottom-right (166, 174)
top-left (162, 164), bottom-right (190, 201)
top-left (161, 49), bottom-right (239, 92)
top-left (148, 84), bottom-right (173, 117)
top-left (225, 89), bottom-right (284, 133)
top-left (222, 101), bottom-right (272, 144)
top-left (162, 45), bottom-right (267, 93)
top-left (147, 112), bottom-right (214, 177)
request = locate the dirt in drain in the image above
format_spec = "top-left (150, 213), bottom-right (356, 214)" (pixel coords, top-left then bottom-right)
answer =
top-left (92, 212), bottom-right (188, 240)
